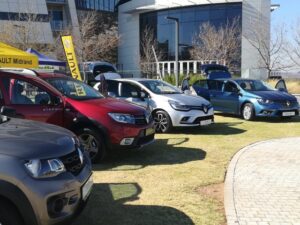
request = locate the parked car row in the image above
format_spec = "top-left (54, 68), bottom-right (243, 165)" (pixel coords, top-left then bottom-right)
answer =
top-left (0, 68), bottom-right (155, 225)
top-left (0, 65), bottom-right (299, 225)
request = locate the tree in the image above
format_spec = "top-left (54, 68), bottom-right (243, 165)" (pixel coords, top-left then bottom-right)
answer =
top-left (140, 26), bottom-right (163, 78)
top-left (285, 19), bottom-right (300, 68)
top-left (55, 11), bottom-right (119, 64)
top-left (190, 18), bottom-right (241, 71)
top-left (245, 23), bottom-right (292, 78)
top-left (0, 12), bottom-right (51, 53)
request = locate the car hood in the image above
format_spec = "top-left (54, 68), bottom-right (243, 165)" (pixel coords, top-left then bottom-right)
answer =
top-left (249, 91), bottom-right (297, 101)
top-left (160, 94), bottom-right (211, 106)
top-left (68, 97), bottom-right (146, 115)
top-left (0, 118), bottom-right (75, 159)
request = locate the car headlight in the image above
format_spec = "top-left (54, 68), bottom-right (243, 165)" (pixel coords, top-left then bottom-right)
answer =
top-left (24, 159), bottom-right (66, 178)
top-left (108, 113), bottom-right (135, 124)
top-left (257, 98), bottom-right (274, 105)
top-left (169, 100), bottom-right (190, 111)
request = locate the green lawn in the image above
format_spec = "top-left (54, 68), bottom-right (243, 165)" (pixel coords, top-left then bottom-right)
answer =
top-left (74, 115), bottom-right (300, 225)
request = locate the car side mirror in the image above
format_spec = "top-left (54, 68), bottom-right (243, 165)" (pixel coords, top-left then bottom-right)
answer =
top-left (52, 96), bottom-right (62, 106)
top-left (107, 92), bottom-right (116, 98)
top-left (0, 106), bottom-right (16, 117)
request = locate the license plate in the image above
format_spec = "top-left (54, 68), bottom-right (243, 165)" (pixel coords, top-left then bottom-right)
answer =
top-left (200, 119), bottom-right (212, 126)
top-left (282, 111), bottom-right (295, 117)
top-left (82, 175), bottom-right (93, 201)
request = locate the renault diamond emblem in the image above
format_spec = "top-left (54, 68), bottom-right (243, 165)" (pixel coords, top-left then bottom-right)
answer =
top-left (203, 105), bottom-right (208, 114)
top-left (286, 101), bottom-right (290, 107)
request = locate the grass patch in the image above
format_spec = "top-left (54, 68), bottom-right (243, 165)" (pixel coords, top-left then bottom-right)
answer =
top-left (74, 115), bottom-right (300, 225)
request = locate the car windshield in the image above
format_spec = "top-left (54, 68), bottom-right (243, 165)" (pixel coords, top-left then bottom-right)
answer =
top-left (46, 78), bottom-right (103, 100)
top-left (236, 80), bottom-right (275, 91)
top-left (139, 80), bottom-right (181, 94)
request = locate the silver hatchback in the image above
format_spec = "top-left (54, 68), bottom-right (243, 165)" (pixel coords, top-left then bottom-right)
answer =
top-left (96, 79), bottom-right (214, 133)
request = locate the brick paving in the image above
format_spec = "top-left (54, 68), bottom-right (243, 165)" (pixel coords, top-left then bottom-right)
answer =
top-left (224, 137), bottom-right (300, 225)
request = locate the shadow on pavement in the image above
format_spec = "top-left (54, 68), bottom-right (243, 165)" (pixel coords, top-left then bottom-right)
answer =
top-left (73, 183), bottom-right (195, 225)
top-left (94, 138), bottom-right (206, 171)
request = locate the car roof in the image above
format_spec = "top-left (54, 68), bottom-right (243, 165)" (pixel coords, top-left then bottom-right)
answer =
top-left (110, 78), bottom-right (162, 82)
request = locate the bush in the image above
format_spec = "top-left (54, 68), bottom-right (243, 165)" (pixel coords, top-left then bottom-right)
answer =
top-left (163, 74), bottom-right (205, 86)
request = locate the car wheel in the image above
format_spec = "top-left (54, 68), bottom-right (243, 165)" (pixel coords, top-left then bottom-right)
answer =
top-left (0, 202), bottom-right (24, 225)
top-left (154, 110), bottom-right (172, 133)
top-left (77, 128), bottom-right (106, 163)
top-left (242, 103), bottom-right (255, 121)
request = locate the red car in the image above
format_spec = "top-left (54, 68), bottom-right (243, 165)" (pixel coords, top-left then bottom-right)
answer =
top-left (0, 70), bottom-right (155, 162)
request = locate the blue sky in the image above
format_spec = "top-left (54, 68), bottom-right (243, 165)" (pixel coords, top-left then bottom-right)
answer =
top-left (271, 0), bottom-right (299, 28)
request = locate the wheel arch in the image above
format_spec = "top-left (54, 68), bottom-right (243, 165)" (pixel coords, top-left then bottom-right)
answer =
top-left (240, 101), bottom-right (255, 116)
top-left (0, 180), bottom-right (38, 225)
top-left (69, 116), bottom-right (110, 146)
top-left (152, 108), bottom-right (173, 125)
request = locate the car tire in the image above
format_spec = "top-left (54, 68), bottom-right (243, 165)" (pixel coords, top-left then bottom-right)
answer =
top-left (0, 201), bottom-right (24, 225)
top-left (242, 103), bottom-right (255, 121)
top-left (154, 110), bottom-right (172, 133)
top-left (77, 128), bottom-right (106, 163)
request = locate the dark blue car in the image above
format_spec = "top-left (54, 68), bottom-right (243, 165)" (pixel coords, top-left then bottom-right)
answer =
top-left (192, 77), bottom-right (299, 120)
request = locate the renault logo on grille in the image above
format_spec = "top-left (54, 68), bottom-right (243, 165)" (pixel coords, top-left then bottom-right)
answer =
top-left (203, 105), bottom-right (208, 114)
top-left (286, 101), bottom-right (291, 107)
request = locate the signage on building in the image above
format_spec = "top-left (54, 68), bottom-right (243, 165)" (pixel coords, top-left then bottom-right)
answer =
top-left (61, 35), bottom-right (82, 81)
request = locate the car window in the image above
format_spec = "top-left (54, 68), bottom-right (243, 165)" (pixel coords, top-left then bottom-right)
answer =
top-left (139, 80), bottom-right (181, 94)
top-left (194, 80), bottom-right (208, 89)
top-left (121, 82), bottom-right (141, 98)
top-left (224, 81), bottom-right (238, 93)
top-left (236, 80), bottom-right (274, 91)
top-left (106, 80), bottom-right (119, 97)
top-left (207, 80), bottom-right (223, 91)
top-left (93, 65), bottom-right (116, 76)
top-left (46, 78), bottom-right (103, 100)
top-left (2, 78), bottom-right (52, 105)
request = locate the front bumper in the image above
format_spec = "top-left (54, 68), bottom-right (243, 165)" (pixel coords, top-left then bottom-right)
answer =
top-left (21, 154), bottom-right (93, 225)
top-left (255, 104), bottom-right (299, 117)
top-left (170, 108), bottom-right (214, 127)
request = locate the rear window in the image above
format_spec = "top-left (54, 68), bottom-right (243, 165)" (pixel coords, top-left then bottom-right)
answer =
top-left (208, 80), bottom-right (224, 91)
top-left (93, 65), bottom-right (116, 75)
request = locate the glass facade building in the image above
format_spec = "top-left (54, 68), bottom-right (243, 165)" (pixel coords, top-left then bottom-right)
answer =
top-left (140, 3), bottom-right (242, 61)
top-left (75, 0), bottom-right (118, 12)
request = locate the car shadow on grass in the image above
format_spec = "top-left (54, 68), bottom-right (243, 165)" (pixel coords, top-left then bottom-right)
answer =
top-left (171, 122), bottom-right (246, 135)
top-left (215, 112), bottom-right (300, 123)
top-left (73, 183), bottom-right (195, 225)
top-left (93, 138), bottom-right (206, 171)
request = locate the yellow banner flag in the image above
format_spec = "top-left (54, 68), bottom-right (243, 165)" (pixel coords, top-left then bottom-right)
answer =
top-left (61, 35), bottom-right (82, 81)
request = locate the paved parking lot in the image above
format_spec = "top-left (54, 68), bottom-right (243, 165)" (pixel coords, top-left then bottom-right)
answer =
top-left (225, 137), bottom-right (300, 225)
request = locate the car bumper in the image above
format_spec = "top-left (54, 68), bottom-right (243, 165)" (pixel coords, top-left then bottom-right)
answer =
top-left (255, 106), bottom-right (299, 117)
top-left (109, 122), bottom-right (155, 149)
top-left (21, 154), bottom-right (93, 225)
top-left (170, 108), bottom-right (214, 127)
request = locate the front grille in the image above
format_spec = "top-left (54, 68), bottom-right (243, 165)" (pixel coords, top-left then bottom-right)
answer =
top-left (60, 150), bottom-right (83, 176)
top-left (193, 115), bottom-right (214, 124)
top-left (275, 100), bottom-right (298, 108)
top-left (188, 105), bottom-right (213, 113)
top-left (137, 133), bottom-right (155, 146)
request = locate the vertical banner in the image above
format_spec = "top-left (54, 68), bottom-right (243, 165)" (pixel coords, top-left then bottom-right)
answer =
top-left (61, 35), bottom-right (82, 81)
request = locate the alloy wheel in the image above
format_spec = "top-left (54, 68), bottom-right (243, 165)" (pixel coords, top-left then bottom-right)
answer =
top-left (154, 112), bottom-right (168, 132)
top-left (243, 105), bottom-right (252, 120)
top-left (79, 133), bottom-right (99, 160)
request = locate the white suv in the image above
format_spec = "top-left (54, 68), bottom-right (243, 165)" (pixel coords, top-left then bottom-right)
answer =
top-left (96, 79), bottom-right (214, 133)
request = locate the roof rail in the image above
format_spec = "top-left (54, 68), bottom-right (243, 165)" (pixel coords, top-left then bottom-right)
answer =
top-left (0, 68), bottom-right (39, 76)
